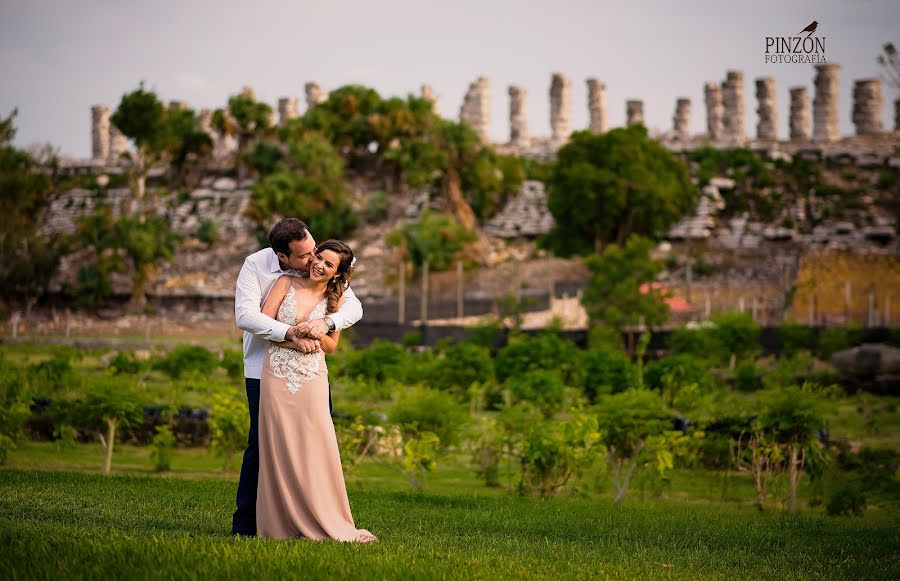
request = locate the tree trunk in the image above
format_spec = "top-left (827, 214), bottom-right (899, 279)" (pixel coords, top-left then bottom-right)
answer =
top-left (442, 168), bottom-right (477, 232)
top-left (101, 419), bottom-right (117, 476)
top-left (614, 459), bottom-right (638, 503)
top-left (786, 444), bottom-right (805, 513)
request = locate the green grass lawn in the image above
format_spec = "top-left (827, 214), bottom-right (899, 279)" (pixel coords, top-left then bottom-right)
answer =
top-left (1, 469), bottom-right (897, 580)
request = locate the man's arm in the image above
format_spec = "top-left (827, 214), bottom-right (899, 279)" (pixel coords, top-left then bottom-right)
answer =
top-left (297, 286), bottom-right (363, 339)
top-left (234, 257), bottom-right (291, 342)
top-left (329, 285), bottom-right (363, 331)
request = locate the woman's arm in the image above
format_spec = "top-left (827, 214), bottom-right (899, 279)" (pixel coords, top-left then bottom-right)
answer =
top-left (262, 276), bottom-right (319, 352)
top-left (262, 275), bottom-right (292, 320)
top-left (319, 297), bottom-right (345, 354)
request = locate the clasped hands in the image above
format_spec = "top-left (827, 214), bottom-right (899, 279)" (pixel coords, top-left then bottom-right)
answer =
top-left (284, 318), bottom-right (330, 353)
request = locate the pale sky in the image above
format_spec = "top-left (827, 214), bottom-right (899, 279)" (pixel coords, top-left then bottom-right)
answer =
top-left (1, 0), bottom-right (898, 157)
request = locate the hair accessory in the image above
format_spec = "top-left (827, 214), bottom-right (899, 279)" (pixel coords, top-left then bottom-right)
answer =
top-left (350, 257), bottom-right (357, 268)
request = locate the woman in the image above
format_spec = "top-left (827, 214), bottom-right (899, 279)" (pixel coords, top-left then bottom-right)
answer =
top-left (256, 239), bottom-right (377, 543)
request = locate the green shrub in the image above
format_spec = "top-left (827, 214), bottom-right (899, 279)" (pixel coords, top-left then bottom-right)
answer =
top-left (495, 333), bottom-right (584, 386)
top-left (710, 311), bottom-right (760, 363)
top-left (517, 411), bottom-right (602, 498)
top-left (401, 331), bottom-right (424, 348)
top-left (818, 326), bottom-right (865, 359)
top-left (587, 325), bottom-right (624, 351)
top-left (582, 348), bottom-right (634, 401)
top-left (109, 351), bottom-right (145, 375)
top-left (826, 482), bottom-right (866, 517)
top-left (196, 219), bottom-right (219, 246)
top-left (220, 349), bottom-right (243, 380)
top-left (343, 340), bottom-right (410, 382)
top-left (668, 326), bottom-right (717, 358)
top-left (733, 360), bottom-right (763, 391)
top-left (154, 345), bottom-right (219, 379)
top-left (386, 210), bottom-right (476, 274)
top-left (150, 424), bottom-right (176, 472)
top-left (506, 370), bottom-right (567, 417)
top-left (644, 355), bottom-right (711, 391)
top-left (366, 190), bottom-right (389, 222)
top-left (467, 320), bottom-right (502, 349)
top-left (73, 376), bottom-right (146, 475)
top-left (778, 322), bottom-right (816, 357)
top-left (208, 388), bottom-right (250, 472)
top-left (389, 386), bottom-right (467, 449)
top-left (428, 343), bottom-right (494, 397)
top-left (27, 356), bottom-right (78, 395)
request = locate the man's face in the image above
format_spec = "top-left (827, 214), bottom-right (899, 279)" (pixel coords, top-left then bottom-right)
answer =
top-left (277, 235), bottom-right (316, 274)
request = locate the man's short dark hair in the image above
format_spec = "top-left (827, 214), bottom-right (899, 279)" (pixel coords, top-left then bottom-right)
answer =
top-left (268, 218), bottom-right (310, 256)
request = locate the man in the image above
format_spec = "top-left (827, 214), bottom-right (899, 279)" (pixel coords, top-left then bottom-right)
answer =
top-left (232, 218), bottom-right (363, 537)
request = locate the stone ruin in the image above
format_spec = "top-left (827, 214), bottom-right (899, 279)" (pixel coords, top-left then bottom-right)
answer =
top-left (483, 181), bottom-right (555, 238)
top-left (626, 100), bottom-right (644, 127)
top-left (508, 85), bottom-right (529, 148)
top-left (721, 70), bottom-right (745, 145)
top-left (459, 77), bottom-right (491, 142)
top-left (84, 65), bottom-right (898, 172)
top-left (672, 98), bottom-right (691, 141)
top-left (789, 87), bottom-right (810, 141)
top-left (755, 77), bottom-right (777, 141)
top-left (703, 82), bottom-right (724, 141)
top-left (852, 79), bottom-right (883, 136)
top-left (586, 79), bottom-right (608, 133)
top-left (813, 64), bottom-right (840, 142)
top-left (549, 73), bottom-right (571, 145)
top-left (420, 84), bottom-right (438, 114)
top-left (304, 82), bottom-right (326, 111)
top-left (277, 97), bottom-right (299, 126)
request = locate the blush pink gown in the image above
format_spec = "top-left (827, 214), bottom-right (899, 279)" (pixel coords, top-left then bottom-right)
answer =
top-left (256, 286), bottom-right (376, 542)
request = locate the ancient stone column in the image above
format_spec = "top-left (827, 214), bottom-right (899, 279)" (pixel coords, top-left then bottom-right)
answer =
top-left (549, 73), bottom-right (571, 144)
top-left (420, 84), bottom-right (439, 114)
top-left (626, 100), bottom-right (644, 127)
top-left (755, 77), bottom-right (777, 141)
top-left (108, 124), bottom-right (128, 162)
top-left (789, 87), bottom-right (810, 141)
top-left (673, 98), bottom-right (691, 140)
top-left (459, 77), bottom-right (491, 142)
top-left (508, 85), bottom-right (529, 148)
top-left (277, 97), bottom-right (299, 126)
top-left (198, 108), bottom-right (214, 137)
top-left (721, 70), bottom-right (745, 143)
top-left (91, 105), bottom-right (110, 161)
top-left (813, 63), bottom-right (840, 142)
top-left (704, 82), bottom-right (724, 141)
top-left (851, 79), bottom-right (884, 136)
top-left (586, 79), bottom-right (608, 133)
top-left (305, 83), bottom-right (326, 110)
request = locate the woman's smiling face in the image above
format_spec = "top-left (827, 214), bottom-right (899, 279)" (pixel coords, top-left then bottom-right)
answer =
top-left (309, 249), bottom-right (341, 283)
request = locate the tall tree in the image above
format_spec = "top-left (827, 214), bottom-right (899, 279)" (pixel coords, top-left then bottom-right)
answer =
top-left (545, 126), bottom-right (698, 255)
top-left (213, 89), bottom-right (273, 179)
top-left (0, 109), bottom-right (68, 312)
top-left (581, 236), bottom-right (670, 353)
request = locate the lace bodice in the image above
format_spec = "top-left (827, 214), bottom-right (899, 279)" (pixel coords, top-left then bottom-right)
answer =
top-left (267, 285), bottom-right (327, 395)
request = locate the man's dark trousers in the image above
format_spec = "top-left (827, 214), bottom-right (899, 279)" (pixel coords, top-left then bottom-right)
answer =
top-left (232, 377), bottom-right (332, 536)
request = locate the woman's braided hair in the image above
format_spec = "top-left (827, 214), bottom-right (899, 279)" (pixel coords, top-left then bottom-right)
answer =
top-left (316, 239), bottom-right (354, 315)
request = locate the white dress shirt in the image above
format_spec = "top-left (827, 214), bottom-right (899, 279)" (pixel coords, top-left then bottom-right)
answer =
top-left (235, 247), bottom-right (363, 379)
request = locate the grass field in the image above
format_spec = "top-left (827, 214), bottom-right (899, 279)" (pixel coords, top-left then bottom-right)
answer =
top-left (2, 469), bottom-right (898, 580)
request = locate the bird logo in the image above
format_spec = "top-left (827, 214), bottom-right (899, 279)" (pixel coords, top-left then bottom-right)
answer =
top-left (798, 21), bottom-right (818, 37)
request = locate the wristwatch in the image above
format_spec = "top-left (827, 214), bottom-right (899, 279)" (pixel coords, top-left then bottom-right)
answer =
top-left (325, 316), bottom-right (336, 333)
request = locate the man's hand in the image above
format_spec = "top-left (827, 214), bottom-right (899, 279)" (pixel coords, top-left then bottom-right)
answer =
top-left (287, 322), bottom-right (310, 340)
top-left (301, 318), bottom-right (330, 339)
